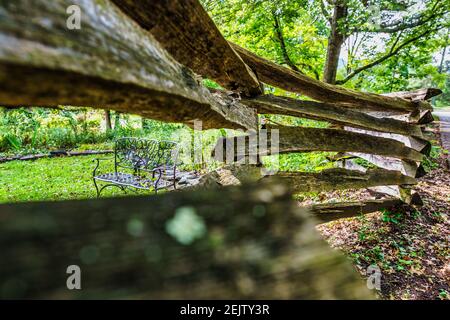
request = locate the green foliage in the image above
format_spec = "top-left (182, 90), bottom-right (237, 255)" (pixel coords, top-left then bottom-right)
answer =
top-left (202, 79), bottom-right (224, 90)
top-left (351, 211), bottom-right (430, 276)
top-left (264, 152), bottom-right (335, 172)
top-left (202, 0), bottom-right (449, 104)
top-left (202, 0), bottom-right (325, 80)
top-left (439, 289), bottom-right (449, 300)
top-left (422, 145), bottom-right (444, 172)
top-left (381, 208), bottom-right (404, 225)
top-left (353, 158), bottom-right (376, 169)
top-left (0, 155), bottom-right (126, 203)
top-left (0, 108), bottom-right (108, 154)
top-left (0, 108), bottom-right (183, 155)
top-left (350, 245), bottom-right (385, 266)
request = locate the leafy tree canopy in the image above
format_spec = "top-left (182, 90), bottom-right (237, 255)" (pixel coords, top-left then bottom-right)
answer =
top-left (201, 0), bottom-right (449, 106)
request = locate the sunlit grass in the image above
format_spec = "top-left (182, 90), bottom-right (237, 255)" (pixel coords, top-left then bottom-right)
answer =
top-left (0, 155), bottom-right (150, 203)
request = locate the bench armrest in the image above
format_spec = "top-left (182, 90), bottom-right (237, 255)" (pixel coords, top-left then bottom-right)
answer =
top-left (151, 167), bottom-right (163, 175)
top-left (93, 157), bottom-right (114, 177)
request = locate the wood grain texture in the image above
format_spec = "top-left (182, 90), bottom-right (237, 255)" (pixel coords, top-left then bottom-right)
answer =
top-left (267, 168), bottom-right (416, 193)
top-left (189, 164), bottom-right (416, 195)
top-left (382, 88), bottom-right (442, 101)
top-left (307, 199), bottom-right (403, 223)
top-left (213, 126), bottom-right (424, 162)
top-left (111, 0), bottom-right (262, 96)
top-left (243, 94), bottom-right (423, 137)
top-left (347, 153), bottom-right (426, 178)
top-left (417, 110), bottom-right (434, 125)
top-left (344, 127), bottom-right (431, 156)
top-left (0, 0), bottom-right (257, 130)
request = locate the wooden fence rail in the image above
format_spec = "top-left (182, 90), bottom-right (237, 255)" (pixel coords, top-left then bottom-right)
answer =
top-left (242, 94), bottom-right (423, 137)
top-left (0, 181), bottom-right (373, 299)
top-left (110, 0), bottom-right (263, 97)
top-left (0, 0), bottom-right (257, 131)
top-left (213, 126), bottom-right (423, 161)
top-left (0, 0), bottom-right (440, 219)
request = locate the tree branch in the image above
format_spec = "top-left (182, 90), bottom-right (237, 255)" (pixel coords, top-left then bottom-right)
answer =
top-left (336, 29), bottom-right (436, 84)
top-left (320, 0), bottom-right (331, 23)
top-left (363, 0), bottom-right (445, 33)
top-left (272, 10), bottom-right (303, 74)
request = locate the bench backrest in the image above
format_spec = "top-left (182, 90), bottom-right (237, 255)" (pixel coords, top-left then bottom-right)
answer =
top-left (114, 137), bottom-right (178, 172)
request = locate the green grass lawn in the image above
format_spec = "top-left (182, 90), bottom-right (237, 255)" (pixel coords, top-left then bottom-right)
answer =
top-left (0, 155), bottom-right (152, 203)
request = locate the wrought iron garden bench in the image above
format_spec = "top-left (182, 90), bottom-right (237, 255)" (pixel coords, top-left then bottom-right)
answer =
top-left (93, 137), bottom-right (179, 197)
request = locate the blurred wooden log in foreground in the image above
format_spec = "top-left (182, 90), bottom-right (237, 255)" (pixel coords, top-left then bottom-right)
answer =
top-left (0, 181), bottom-right (373, 299)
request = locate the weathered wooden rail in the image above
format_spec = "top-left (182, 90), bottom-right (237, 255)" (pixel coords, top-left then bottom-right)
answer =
top-left (0, 181), bottom-right (373, 299)
top-left (0, 0), bottom-right (441, 299)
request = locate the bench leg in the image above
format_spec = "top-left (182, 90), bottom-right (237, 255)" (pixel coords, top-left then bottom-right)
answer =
top-left (93, 178), bottom-right (101, 198)
top-left (152, 169), bottom-right (162, 194)
top-left (173, 167), bottom-right (177, 190)
top-left (94, 180), bottom-right (128, 198)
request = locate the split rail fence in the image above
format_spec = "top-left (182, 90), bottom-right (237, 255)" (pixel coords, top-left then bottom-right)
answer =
top-left (0, 0), bottom-right (441, 299)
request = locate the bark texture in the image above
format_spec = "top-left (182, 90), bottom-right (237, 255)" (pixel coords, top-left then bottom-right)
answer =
top-left (213, 126), bottom-right (423, 162)
top-left (243, 94), bottom-right (423, 137)
top-left (323, 2), bottom-right (347, 84)
top-left (267, 168), bottom-right (416, 193)
top-left (308, 199), bottom-right (404, 223)
top-left (383, 88), bottom-right (443, 101)
top-left (347, 153), bottom-right (425, 178)
top-left (344, 127), bottom-right (431, 156)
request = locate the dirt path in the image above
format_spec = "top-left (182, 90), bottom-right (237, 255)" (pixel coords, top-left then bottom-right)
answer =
top-left (434, 111), bottom-right (450, 152)
top-left (316, 120), bottom-right (450, 300)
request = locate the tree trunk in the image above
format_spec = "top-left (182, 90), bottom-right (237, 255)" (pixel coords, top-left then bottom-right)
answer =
top-left (105, 110), bottom-right (112, 131)
top-left (323, 2), bottom-right (347, 84)
top-left (438, 28), bottom-right (449, 74)
top-left (114, 111), bottom-right (121, 130)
